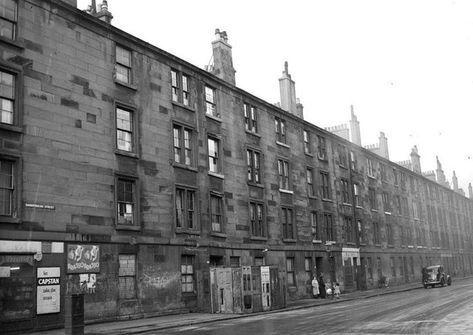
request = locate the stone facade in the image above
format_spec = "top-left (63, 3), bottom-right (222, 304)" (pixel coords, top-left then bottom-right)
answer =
top-left (0, 0), bottom-right (472, 333)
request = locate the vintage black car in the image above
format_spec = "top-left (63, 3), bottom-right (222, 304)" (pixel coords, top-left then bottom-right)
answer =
top-left (422, 265), bottom-right (452, 288)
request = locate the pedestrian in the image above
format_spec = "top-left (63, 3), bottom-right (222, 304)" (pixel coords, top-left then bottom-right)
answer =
top-left (311, 275), bottom-right (319, 298)
top-left (318, 275), bottom-right (326, 299)
top-left (334, 282), bottom-right (341, 299)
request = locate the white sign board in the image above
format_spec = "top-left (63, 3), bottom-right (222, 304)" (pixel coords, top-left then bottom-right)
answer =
top-left (37, 267), bottom-right (60, 314)
top-left (0, 266), bottom-right (10, 277)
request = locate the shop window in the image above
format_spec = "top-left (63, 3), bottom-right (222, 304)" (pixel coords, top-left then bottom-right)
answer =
top-left (118, 254), bottom-right (136, 299)
top-left (181, 255), bottom-right (195, 293)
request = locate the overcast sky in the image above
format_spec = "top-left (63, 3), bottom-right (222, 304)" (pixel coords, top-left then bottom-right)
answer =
top-left (78, 0), bottom-right (473, 193)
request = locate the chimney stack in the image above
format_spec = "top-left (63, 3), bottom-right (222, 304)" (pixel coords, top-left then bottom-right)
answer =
top-left (211, 29), bottom-right (236, 85)
top-left (279, 62), bottom-right (303, 118)
top-left (349, 105), bottom-right (361, 146)
top-left (436, 156), bottom-right (447, 186)
top-left (410, 145), bottom-right (421, 174)
top-left (468, 183), bottom-right (473, 199)
top-left (452, 171), bottom-right (459, 191)
top-left (378, 132), bottom-right (389, 160)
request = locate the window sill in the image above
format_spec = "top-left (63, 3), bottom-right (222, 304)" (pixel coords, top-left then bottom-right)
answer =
top-left (0, 216), bottom-right (21, 224)
top-left (346, 242), bottom-right (356, 246)
top-left (115, 79), bottom-right (137, 91)
top-left (282, 238), bottom-right (297, 243)
top-left (318, 155), bottom-right (328, 162)
top-left (210, 232), bottom-right (227, 238)
top-left (173, 163), bottom-right (198, 172)
top-left (384, 211), bottom-right (392, 215)
top-left (407, 245), bottom-right (414, 249)
top-left (367, 175), bottom-right (377, 180)
top-left (175, 228), bottom-right (200, 236)
top-left (245, 130), bottom-right (260, 137)
top-left (312, 239), bottom-right (322, 244)
top-left (205, 113), bottom-right (222, 122)
top-left (371, 209), bottom-right (378, 212)
top-left (322, 198), bottom-right (333, 203)
top-left (0, 36), bottom-right (24, 49)
top-left (304, 152), bottom-right (313, 157)
top-left (276, 141), bottom-right (290, 148)
top-left (342, 203), bottom-right (352, 207)
top-left (308, 195), bottom-right (317, 200)
top-left (208, 171), bottom-right (225, 179)
top-left (115, 149), bottom-right (139, 159)
top-left (172, 100), bottom-right (195, 112)
top-left (279, 189), bottom-right (293, 194)
top-left (355, 205), bottom-right (363, 209)
top-left (248, 182), bottom-right (264, 189)
top-left (0, 123), bottom-right (23, 134)
top-left (116, 224), bottom-right (141, 231)
top-left (250, 236), bottom-right (268, 242)
top-left (339, 165), bottom-right (348, 170)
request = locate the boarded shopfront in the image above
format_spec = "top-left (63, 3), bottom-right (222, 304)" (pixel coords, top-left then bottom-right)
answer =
top-left (210, 266), bottom-right (285, 314)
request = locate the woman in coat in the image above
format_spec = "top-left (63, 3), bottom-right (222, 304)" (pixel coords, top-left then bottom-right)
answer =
top-left (311, 275), bottom-right (319, 298)
top-left (318, 275), bottom-right (326, 298)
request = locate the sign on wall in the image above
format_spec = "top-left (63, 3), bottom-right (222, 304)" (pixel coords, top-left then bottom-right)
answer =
top-left (37, 267), bottom-right (60, 314)
top-left (67, 244), bottom-right (100, 274)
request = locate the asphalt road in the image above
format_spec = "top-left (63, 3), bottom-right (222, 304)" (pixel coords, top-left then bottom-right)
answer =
top-left (150, 279), bottom-right (473, 335)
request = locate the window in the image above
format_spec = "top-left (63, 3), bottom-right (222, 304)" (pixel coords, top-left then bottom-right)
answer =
top-left (320, 171), bottom-right (330, 199)
top-left (345, 217), bottom-right (356, 243)
top-left (173, 124), bottom-right (193, 166)
top-left (341, 178), bottom-right (350, 204)
top-left (367, 257), bottom-right (373, 279)
top-left (278, 159), bottom-right (290, 190)
top-left (249, 202), bottom-right (265, 237)
top-left (393, 169), bottom-right (399, 186)
top-left (175, 187), bottom-right (196, 230)
top-left (210, 194), bottom-right (223, 232)
top-left (413, 201), bottom-right (420, 219)
top-left (311, 211), bottom-right (321, 241)
top-left (0, 70), bottom-right (15, 125)
top-left (116, 106), bottom-right (134, 152)
top-left (306, 168), bottom-right (315, 197)
top-left (118, 255), bottom-right (136, 299)
top-left (373, 222), bottom-right (380, 245)
top-left (0, 0), bottom-right (17, 40)
top-left (171, 70), bottom-right (190, 106)
top-left (208, 137), bottom-right (221, 173)
top-left (181, 255), bottom-right (195, 293)
top-left (247, 149), bottom-right (261, 183)
top-left (281, 207), bottom-right (294, 239)
top-left (367, 158), bottom-right (375, 178)
top-left (205, 86), bottom-right (218, 117)
top-left (338, 145), bottom-right (347, 167)
top-left (400, 172), bottom-right (406, 191)
top-left (387, 224), bottom-right (394, 245)
top-left (303, 130), bottom-right (311, 154)
top-left (357, 220), bottom-right (365, 244)
top-left (275, 117), bottom-right (286, 143)
top-left (286, 257), bottom-right (295, 287)
top-left (230, 256), bottom-right (240, 268)
top-left (390, 257), bottom-right (396, 277)
top-left (353, 183), bottom-right (361, 207)
top-left (350, 151), bottom-right (357, 170)
top-left (369, 187), bottom-right (377, 210)
top-left (323, 213), bottom-right (334, 242)
top-left (0, 159), bottom-right (14, 216)
top-left (115, 45), bottom-right (132, 84)
top-left (382, 192), bottom-right (391, 213)
top-left (117, 178), bottom-right (136, 226)
top-left (305, 257), bottom-right (312, 277)
top-left (317, 135), bottom-right (327, 160)
top-left (244, 103), bottom-right (257, 133)
top-left (380, 164), bottom-right (387, 182)
top-left (395, 195), bottom-right (402, 215)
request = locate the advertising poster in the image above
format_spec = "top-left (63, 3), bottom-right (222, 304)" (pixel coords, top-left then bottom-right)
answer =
top-left (37, 267), bottom-right (60, 314)
top-left (67, 244), bottom-right (100, 273)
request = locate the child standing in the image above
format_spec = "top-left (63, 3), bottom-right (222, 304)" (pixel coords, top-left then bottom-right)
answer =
top-left (334, 282), bottom-right (341, 299)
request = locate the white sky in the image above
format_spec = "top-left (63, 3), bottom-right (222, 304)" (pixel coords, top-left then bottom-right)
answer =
top-left (79, 0), bottom-right (473, 193)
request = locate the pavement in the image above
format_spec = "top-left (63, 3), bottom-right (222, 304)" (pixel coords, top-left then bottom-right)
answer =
top-left (28, 280), bottom-right (428, 335)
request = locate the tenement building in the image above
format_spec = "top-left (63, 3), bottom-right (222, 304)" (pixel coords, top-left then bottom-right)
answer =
top-left (1, 0), bottom-right (473, 332)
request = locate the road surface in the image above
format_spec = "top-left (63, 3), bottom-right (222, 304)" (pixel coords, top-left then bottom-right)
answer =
top-left (150, 279), bottom-right (473, 334)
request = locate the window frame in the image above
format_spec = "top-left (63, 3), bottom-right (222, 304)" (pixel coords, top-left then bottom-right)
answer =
top-left (368, 187), bottom-right (377, 210)
top-left (115, 44), bottom-right (132, 85)
top-left (175, 186), bottom-right (197, 231)
top-left (171, 69), bottom-right (190, 106)
top-left (338, 144), bottom-right (347, 168)
top-left (173, 123), bottom-right (194, 167)
top-left (345, 216), bottom-right (356, 244)
top-left (277, 158), bottom-right (290, 191)
top-left (0, 69), bottom-right (15, 126)
top-left (115, 104), bottom-right (137, 155)
top-left (205, 85), bottom-right (218, 117)
top-left (0, 157), bottom-right (18, 218)
top-left (353, 183), bottom-right (361, 207)
top-left (311, 211), bottom-right (321, 242)
top-left (303, 130), bottom-right (311, 154)
top-left (306, 167), bottom-right (315, 197)
top-left (373, 222), bottom-right (380, 245)
top-left (181, 255), bottom-right (195, 294)
top-left (367, 158), bottom-right (376, 178)
top-left (323, 212), bottom-right (334, 242)
top-left (274, 117), bottom-right (286, 144)
top-left (115, 175), bottom-right (139, 230)
top-left (317, 135), bottom-right (327, 160)
top-left (281, 207), bottom-right (294, 240)
top-left (118, 254), bottom-right (137, 300)
top-left (208, 136), bottom-right (222, 174)
top-left (286, 257), bottom-right (296, 287)
top-left (210, 192), bottom-right (224, 233)
top-left (320, 171), bottom-right (331, 199)
top-left (244, 103), bottom-right (258, 133)
top-left (247, 148), bottom-right (261, 184)
top-left (249, 201), bottom-right (265, 237)
top-left (0, 0), bottom-right (17, 41)
top-left (382, 192), bottom-right (391, 213)
top-left (341, 178), bottom-right (350, 204)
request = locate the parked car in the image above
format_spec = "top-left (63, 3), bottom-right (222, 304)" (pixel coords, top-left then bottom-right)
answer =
top-left (422, 265), bottom-right (452, 288)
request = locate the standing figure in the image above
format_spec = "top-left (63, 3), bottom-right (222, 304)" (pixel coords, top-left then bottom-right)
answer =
top-left (334, 282), bottom-right (341, 299)
top-left (311, 275), bottom-right (319, 298)
top-left (318, 275), bottom-right (326, 299)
